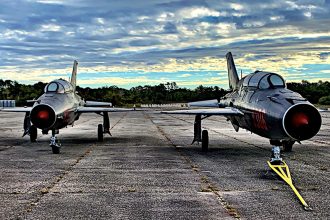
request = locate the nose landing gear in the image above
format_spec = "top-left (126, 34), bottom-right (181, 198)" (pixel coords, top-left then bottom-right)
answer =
top-left (50, 129), bottom-right (61, 154)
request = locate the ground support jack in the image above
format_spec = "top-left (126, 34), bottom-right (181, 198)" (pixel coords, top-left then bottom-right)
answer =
top-left (267, 146), bottom-right (312, 211)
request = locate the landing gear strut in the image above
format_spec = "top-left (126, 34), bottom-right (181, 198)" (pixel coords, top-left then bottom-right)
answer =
top-left (192, 115), bottom-right (202, 144)
top-left (50, 129), bottom-right (61, 154)
top-left (103, 111), bottom-right (111, 135)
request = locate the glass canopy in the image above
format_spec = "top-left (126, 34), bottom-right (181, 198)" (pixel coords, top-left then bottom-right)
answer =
top-left (44, 79), bottom-right (74, 93)
top-left (242, 71), bottom-right (285, 89)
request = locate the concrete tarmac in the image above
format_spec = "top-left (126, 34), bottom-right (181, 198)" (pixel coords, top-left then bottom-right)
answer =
top-left (0, 111), bottom-right (329, 219)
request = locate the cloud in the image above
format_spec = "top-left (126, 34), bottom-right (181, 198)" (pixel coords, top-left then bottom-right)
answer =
top-left (178, 73), bottom-right (192, 78)
top-left (177, 7), bottom-right (222, 19)
top-left (0, 0), bottom-right (329, 88)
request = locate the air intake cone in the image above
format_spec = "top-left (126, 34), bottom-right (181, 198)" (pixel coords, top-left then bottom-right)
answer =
top-left (292, 112), bottom-right (309, 127)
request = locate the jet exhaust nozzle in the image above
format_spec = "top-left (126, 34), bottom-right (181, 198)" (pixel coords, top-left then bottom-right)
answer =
top-left (283, 104), bottom-right (321, 141)
top-left (30, 104), bottom-right (56, 129)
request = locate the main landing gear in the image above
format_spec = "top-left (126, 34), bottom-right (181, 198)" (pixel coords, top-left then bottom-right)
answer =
top-left (267, 146), bottom-right (312, 211)
top-left (23, 112), bottom-right (38, 142)
top-left (50, 129), bottom-right (61, 154)
top-left (97, 112), bottom-right (111, 142)
top-left (192, 115), bottom-right (210, 152)
top-left (29, 125), bottom-right (37, 142)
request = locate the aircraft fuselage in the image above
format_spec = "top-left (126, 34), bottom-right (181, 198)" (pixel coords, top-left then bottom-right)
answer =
top-left (30, 79), bottom-right (84, 132)
top-left (220, 71), bottom-right (321, 142)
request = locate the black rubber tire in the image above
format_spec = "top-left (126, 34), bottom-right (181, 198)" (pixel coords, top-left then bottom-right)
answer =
top-left (282, 141), bottom-right (294, 152)
top-left (51, 145), bottom-right (60, 154)
top-left (30, 126), bottom-right (37, 142)
top-left (202, 130), bottom-right (209, 152)
top-left (98, 124), bottom-right (103, 142)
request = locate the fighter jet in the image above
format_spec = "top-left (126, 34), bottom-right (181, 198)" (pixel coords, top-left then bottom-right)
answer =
top-left (162, 52), bottom-right (322, 153)
top-left (0, 60), bottom-right (134, 154)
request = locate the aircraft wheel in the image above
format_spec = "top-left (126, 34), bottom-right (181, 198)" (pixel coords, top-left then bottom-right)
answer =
top-left (202, 130), bottom-right (209, 152)
top-left (30, 125), bottom-right (37, 142)
top-left (98, 124), bottom-right (104, 142)
top-left (51, 145), bottom-right (60, 154)
top-left (282, 141), bottom-right (294, 152)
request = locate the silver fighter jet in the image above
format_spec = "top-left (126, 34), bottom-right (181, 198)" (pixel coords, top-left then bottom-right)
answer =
top-left (1, 61), bottom-right (134, 154)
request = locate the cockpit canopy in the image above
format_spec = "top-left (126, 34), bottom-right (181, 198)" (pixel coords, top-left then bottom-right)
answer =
top-left (44, 79), bottom-right (74, 94)
top-left (242, 71), bottom-right (285, 89)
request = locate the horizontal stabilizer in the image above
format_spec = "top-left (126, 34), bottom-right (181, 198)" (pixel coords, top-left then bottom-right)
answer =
top-left (161, 107), bottom-right (243, 116)
top-left (85, 101), bottom-right (112, 107)
top-left (188, 99), bottom-right (219, 108)
top-left (0, 107), bottom-right (32, 112)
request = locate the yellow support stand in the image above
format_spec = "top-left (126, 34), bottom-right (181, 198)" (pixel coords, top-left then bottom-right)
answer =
top-left (267, 161), bottom-right (312, 211)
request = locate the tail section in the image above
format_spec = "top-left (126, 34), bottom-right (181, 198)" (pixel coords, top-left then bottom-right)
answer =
top-left (226, 52), bottom-right (239, 90)
top-left (71, 60), bottom-right (78, 92)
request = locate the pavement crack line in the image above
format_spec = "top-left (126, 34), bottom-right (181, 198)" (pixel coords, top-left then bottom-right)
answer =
top-left (144, 112), bottom-right (240, 219)
top-left (14, 112), bottom-right (127, 219)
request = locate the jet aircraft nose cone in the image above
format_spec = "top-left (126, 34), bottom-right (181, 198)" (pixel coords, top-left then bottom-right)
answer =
top-left (292, 112), bottom-right (309, 127)
top-left (37, 110), bottom-right (49, 120)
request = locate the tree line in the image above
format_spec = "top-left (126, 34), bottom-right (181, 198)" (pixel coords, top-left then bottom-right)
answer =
top-left (0, 79), bottom-right (329, 106)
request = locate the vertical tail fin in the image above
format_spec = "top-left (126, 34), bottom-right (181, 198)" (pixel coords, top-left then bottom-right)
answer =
top-left (226, 52), bottom-right (239, 90)
top-left (71, 60), bottom-right (78, 92)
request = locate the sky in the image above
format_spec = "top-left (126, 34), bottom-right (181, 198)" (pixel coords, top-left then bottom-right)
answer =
top-left (0, 0), bottom-right (329, 89)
